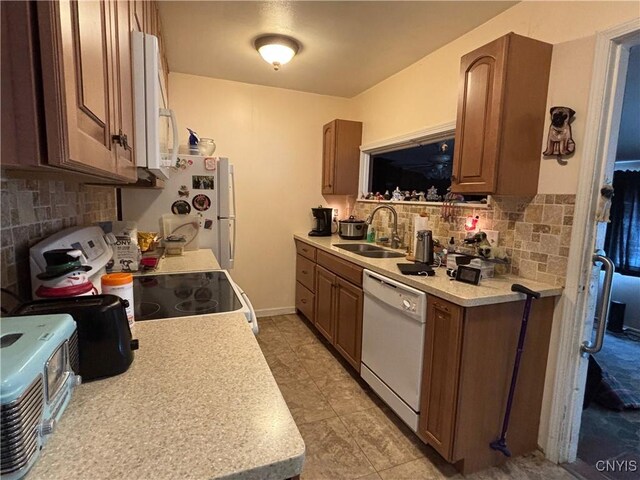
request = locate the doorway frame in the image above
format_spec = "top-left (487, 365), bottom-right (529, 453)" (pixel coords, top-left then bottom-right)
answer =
top-left (545, 18), bottom-right (640, 464)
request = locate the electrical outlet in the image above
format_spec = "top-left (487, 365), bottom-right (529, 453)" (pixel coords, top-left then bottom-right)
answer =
top-left (333, 208), bottom-right (339, 218)
top-left (483, 230), bottom-right (499, 246)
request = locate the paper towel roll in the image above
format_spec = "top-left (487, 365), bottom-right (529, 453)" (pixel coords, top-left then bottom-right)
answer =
top-left (412, 215), bottom-right (430, 251)
top-left (413, 215), bottom-right (429, 234)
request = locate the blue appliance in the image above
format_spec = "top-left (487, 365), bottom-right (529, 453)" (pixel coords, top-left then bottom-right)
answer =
top-left (1, 314), bottom-right (80, 479)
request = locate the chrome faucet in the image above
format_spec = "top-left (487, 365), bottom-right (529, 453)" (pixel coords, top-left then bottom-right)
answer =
top-left (365, 205), bottom-right (401, 249)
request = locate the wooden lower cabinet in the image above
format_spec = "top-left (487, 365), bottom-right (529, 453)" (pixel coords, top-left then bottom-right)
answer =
top-left (294, 242), bottom-right (363, 371)
top-left (418, 295), bottom-right (556, 474)
top-left (314, 265), bottom-right (336, 342)
top-left (295, 282), bottom-right (314, 322)
top-left (418, 297), bottom-right (463, 461)
top-left (333, 277), bottom-right (363, 370)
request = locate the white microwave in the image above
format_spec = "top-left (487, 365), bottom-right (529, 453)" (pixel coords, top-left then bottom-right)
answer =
top-left (131, 31), bottom-right (177, 181)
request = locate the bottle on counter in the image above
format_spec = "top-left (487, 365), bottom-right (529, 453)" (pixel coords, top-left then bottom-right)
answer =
top-left (367, 224), bottom-right (376, 243)
top-left (101, 273), bottom-right (134, 329)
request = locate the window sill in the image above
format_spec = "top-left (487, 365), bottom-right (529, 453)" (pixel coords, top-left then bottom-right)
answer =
top-left (356, 199), bottom-right (491, 209)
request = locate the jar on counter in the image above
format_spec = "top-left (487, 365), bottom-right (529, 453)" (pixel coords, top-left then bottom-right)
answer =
top-left (101, 273), bottom-right (134, 329)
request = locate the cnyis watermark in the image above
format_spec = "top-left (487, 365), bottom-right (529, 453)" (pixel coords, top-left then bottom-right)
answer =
top-left (595, 459), bottom-right (638, 472)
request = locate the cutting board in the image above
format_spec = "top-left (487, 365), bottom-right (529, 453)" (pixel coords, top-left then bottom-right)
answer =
top-left (162, 214), bottom-right (200, 251)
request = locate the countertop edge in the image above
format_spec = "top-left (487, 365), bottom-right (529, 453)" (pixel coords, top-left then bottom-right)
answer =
top-left (294, 234), bottom-right (563, 307)
top-left (220, 449), bottom-right (305, 480)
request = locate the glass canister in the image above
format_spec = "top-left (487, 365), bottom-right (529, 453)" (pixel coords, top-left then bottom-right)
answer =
top-left (101, 273), bottom-right (135, 329)
top-left (198, 138), bottom-right (216, 156)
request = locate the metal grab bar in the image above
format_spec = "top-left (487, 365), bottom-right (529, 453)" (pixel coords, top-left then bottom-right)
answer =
top-left (581, 254), bottom-right (615, 355)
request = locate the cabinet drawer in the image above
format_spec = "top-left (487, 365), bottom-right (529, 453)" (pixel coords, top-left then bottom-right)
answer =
top-left (296, 255), bottom-right (315, 292)
top-left (295, 240), bottom-right (317, 261)
top-left (295, 282), bottom-right (315, 322)
top-left (317, 250), bottom-right (363, 287)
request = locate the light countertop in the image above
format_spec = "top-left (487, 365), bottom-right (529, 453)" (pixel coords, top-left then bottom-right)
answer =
top-left (295, 234), bottom-right (563, 307)
top-left (135, 248), bottom-right (221, 276)
top-left (28, 314), bottom-right (305, 480)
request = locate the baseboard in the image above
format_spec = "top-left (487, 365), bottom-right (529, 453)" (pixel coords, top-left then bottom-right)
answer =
top-left (255, 306), bottom-right (297, 318)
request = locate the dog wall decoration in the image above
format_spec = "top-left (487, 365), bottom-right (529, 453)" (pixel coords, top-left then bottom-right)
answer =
top-left (543, 106), bottom-right (576, 160)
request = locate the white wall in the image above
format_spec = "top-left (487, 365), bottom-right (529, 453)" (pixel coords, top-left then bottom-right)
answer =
top-left (169, 73), bottom-right (353, 314)
top-left (351, 1), bottom-right (640, 195)
top-left (610, 274), bottom-right (640, 331)
top-left (616, 45), bottom-right (640, 161)
top-left (599, 272), bottom-right (640, 331)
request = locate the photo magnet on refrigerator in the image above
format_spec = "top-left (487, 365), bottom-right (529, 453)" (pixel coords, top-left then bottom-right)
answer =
top-left (192, 194), bottom-right (211, 212)
top-left (204, 157), bottom-right (217, 171)
top-left (178, 185), bottom-right (190, 198)
top-left (192, 175), bottom-right (215, 190)
top-left (203, 219), bottom-right (213, 230)
top-left (171, 200), bottom-right (191, 215)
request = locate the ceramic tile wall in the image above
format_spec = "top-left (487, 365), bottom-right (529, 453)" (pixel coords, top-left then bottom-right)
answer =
top-left (352, 194), bottom-right (575, 286)
top-left (0, 178), bottom-right (116, 298)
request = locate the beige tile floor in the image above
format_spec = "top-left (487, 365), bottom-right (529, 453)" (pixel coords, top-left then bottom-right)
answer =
top-left (258, 314), bottom-right (577, 480)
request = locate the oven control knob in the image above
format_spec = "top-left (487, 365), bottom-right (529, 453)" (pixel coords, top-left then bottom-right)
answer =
top-left (40, 419), bottom-right (56, 436)
top-left (402, 299), bottom-right (411, 310)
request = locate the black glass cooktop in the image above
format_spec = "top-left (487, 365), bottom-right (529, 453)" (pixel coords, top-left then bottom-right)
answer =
top-left (133, 272), bottom-right (242, 321)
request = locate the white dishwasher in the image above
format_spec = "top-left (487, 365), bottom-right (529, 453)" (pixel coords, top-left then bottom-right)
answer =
top-left (361, 269), bottom-right (427, 432)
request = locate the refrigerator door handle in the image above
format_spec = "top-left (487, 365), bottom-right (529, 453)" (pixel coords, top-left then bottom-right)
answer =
top-left (230, 164), bottom-right (237, 219)
top-left (229, 217), bottom-right (236, 269)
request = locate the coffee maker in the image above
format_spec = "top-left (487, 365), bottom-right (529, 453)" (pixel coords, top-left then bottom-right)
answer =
top-left (309, 206), bottom-right (333, 237)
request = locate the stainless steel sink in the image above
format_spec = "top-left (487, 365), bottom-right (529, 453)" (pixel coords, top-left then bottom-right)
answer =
top-left (333, 243), bottom-right (405, 258)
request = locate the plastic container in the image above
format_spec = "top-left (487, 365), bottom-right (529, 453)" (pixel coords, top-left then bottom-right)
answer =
top-left (101, 273), bottom-right (134, 329)
top-left (164, 236), bottom-right (187, 256)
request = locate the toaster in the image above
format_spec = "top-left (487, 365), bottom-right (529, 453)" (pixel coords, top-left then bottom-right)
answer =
top-left (1, 314), bottom-right (81, 479)
top-left (13, 295), bottom-right (139, 381)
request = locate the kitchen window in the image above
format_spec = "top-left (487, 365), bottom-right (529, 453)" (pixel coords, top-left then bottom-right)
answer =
top-left (368, 138), bottom-right (455, 200)
top-left (359, 124), bottom-right (485, 203)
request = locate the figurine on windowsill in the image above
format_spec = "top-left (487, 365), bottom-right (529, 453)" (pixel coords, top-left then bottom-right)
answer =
top-left (426, 185), bottom-right (440, 202)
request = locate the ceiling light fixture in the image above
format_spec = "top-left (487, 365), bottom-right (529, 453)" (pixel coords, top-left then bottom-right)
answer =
top-left (254, 34), bottom-right (299, 71)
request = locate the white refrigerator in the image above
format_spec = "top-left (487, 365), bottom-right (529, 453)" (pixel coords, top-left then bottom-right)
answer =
top-left (120, 155), bottom-right (236, 269)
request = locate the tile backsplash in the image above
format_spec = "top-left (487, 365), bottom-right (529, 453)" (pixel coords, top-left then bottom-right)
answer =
top-left (1, 177), bottom-right (116, 299)
top-left (353, 194), bottom-right (575, 287)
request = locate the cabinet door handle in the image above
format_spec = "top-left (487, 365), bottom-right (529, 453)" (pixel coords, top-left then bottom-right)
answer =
top-left (302, 248), bottom-right (308, 252)
top-left (112, 130), bottom-right (128, 149)
top-left (451, 174), bottom-right (457, 182)
top-left (301, 299), bottom-right (308, 304)
top-left (302, 270), bottom-right (309, 274)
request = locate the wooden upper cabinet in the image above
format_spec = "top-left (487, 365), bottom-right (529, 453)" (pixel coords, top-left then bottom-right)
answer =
top-left (321, 119), bottom-right (362, 195)
top-left (322, 122), bottom-right (336, 193)
top-left (132, 0), bottom-right (144, 32)
top-left (41, 0), bottom-right (116, 175)
top-left (1, 1), bottom-right (43, 168)
top-left (35, 0), bottom-right (140, 182)
top-left (112, 0), bottom-right (137, 181)
top-left (451, 33), bottom-right (552, 196)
